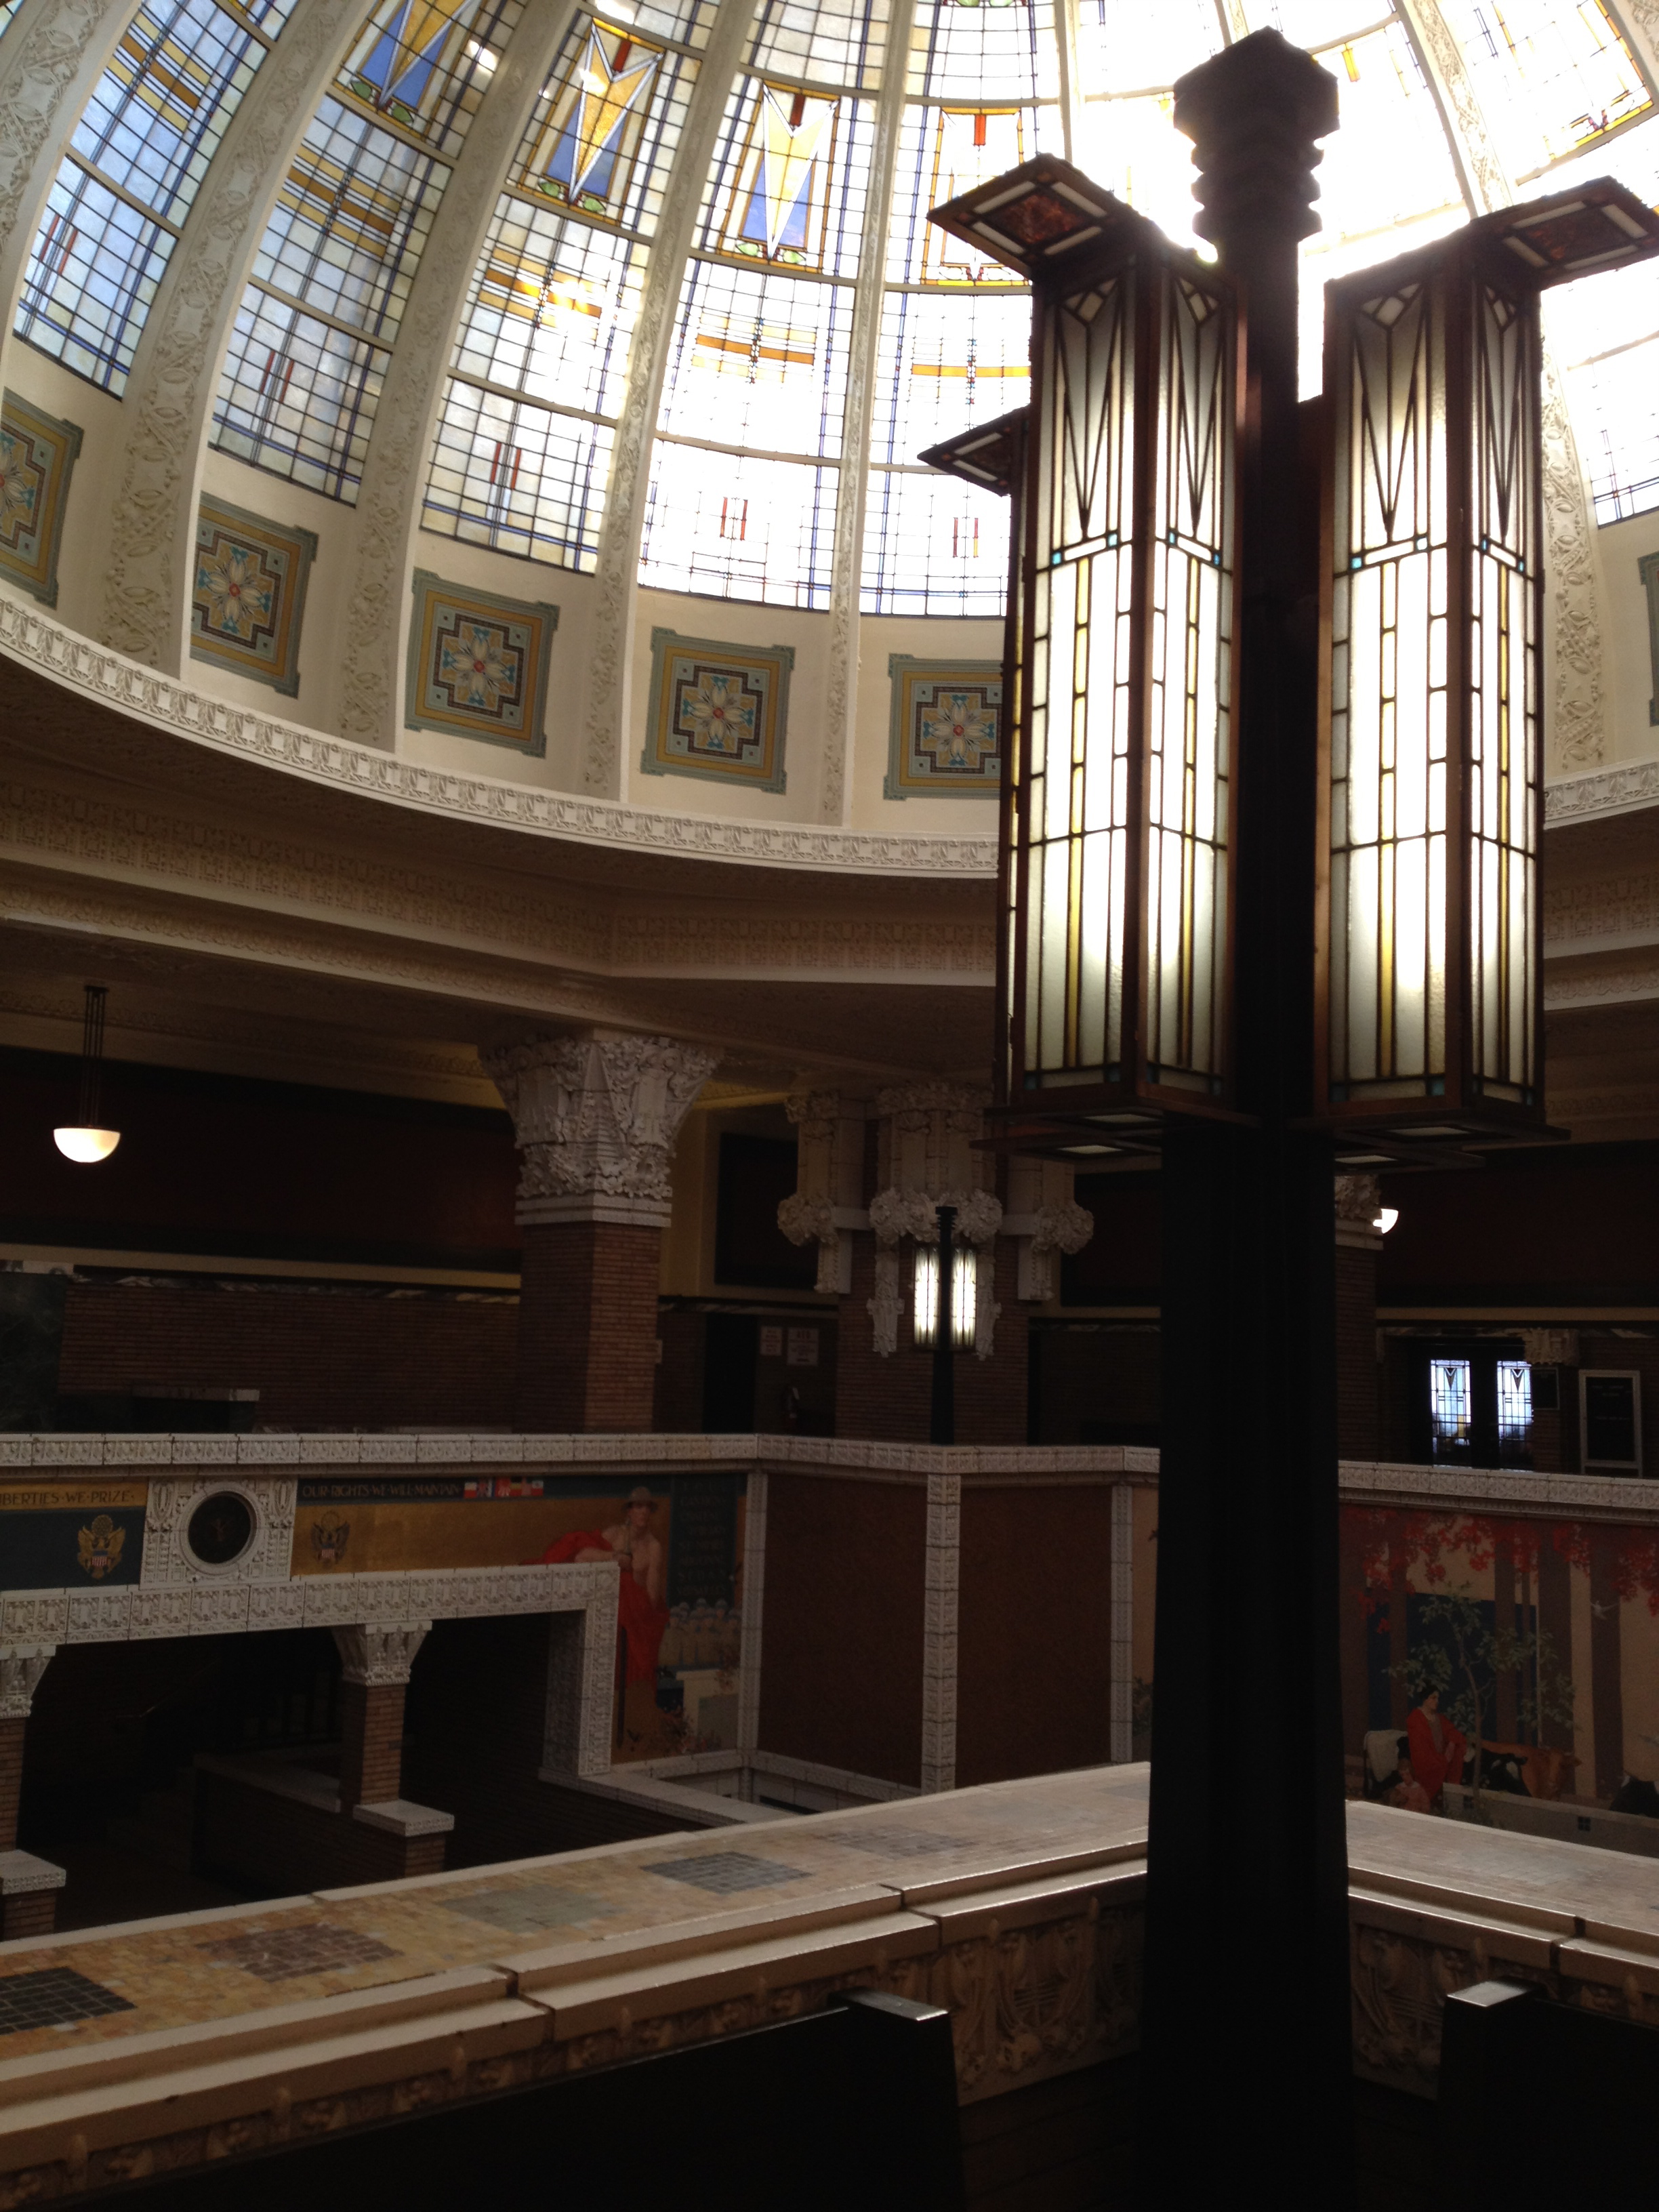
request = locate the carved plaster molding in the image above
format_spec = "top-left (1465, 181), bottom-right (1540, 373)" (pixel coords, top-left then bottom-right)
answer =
top-left (579, 0), bottom-right (762, 796)
top-left (0, 0), bottom-right (128, 344)
top-left (140, 1478), bottom-right (297, 1586)
top-left (1010, 1198), bottom-right (1094, 1303)
top-left (0, 1645), bottom-right (54, 1720)
top-left (0, 596), bottom-right (997, 876)
top-left (100, 0), bottom-right (363, 671)
top-left (331, 1621), bottom-right (430, 1685)
top-left (1395, 0), bottom-right (1607, 769)
top-left (485, 1030), bottom-right (718, 1226)
top-left (1544, 956), bottom-right (1659, 1008)
top-left (1546, 757), bottom-right (1659, 827)
top-left (337, 5), bottom-right (577, 745)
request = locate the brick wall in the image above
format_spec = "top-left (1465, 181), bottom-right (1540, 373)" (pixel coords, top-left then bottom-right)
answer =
top-left (57, 1281), bottom-right (516, 1429)
top-left (955, 1486), bottom-right (1114, 1787)
top-left (756, 1473), bottom-right (926, 1786)
top-left (834, 1238), bottom-right (1028, 1443)
top-left (0, 1719), bottom-right (22, 1851)
top-left (516, 1223), bottom-right (662, 1432)
top-left (337, 1682), bottom-right (405, 1810)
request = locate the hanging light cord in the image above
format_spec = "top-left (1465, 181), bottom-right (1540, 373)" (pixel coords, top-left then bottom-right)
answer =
top-left (79, 984), bottom-right (107, 1127)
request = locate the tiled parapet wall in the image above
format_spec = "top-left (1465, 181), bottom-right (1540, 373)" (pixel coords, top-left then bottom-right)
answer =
top-left (0, 1767), bottom-right (1654, 2197)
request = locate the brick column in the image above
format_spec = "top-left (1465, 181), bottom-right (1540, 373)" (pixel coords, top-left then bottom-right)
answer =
top-left (332, 1624), bottom-right (428, 1812)
top-left (0, 1647), bottom-right (63, 1941)
top-left (485, 1031), bottom-right (717, 1433)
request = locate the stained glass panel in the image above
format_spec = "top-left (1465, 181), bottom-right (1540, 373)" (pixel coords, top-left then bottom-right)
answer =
top-left (423, 381), bottom-right (614, 563)
top-left (907, 0), bottom-right (1057, 105)
top-left (1439, 0), bottom-right (1652, 179)
top-left (212, 286), bottom-right (386, 499)
top-left (638, 440), bottom-right (838, 603)
top-left (747, 0), bottom-right (888, 89)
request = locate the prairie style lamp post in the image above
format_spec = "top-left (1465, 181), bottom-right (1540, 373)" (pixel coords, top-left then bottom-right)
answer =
top-left (926, 26), bottom-right (1659, 2188)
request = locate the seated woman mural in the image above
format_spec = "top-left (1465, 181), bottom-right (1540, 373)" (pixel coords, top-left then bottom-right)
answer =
top-left (542, 1488), bottom-right (670, 1684)
top-left (1406, 1689), bottom-right (1468, 1805)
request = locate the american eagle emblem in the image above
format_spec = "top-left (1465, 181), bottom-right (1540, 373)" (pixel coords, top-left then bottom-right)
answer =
top-left (77, 1515), bottom-right (125, 1580)
top-left (310, 1512), bottom-right (350, 1567)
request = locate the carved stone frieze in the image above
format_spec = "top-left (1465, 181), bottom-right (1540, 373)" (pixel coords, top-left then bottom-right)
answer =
top-left (485, 1031), bottom-right (717, 1227)
top-left (140, 1479), bottom-right (296, 1586)
top-left (0, 1645), bottom-right (54, 1720)
top-left (100, 0), bottom-right (361, 671)
top-left (331, 1622), bottom-right (431, 1687)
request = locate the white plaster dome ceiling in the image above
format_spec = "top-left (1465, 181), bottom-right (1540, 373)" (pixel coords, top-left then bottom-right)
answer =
top-left (2, 0), bottom-right (1657, 826)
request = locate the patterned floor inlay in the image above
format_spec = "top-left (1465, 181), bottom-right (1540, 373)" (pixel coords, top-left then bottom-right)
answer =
top-left (0, 1967), bottom-right (135, 2036)
top-left (439, 1887), bottom-right (616, 1937)
top-left (644, 1851), bottom-right (808, 1896)
top-left (823, 1826), bottom-right (970, 1858)
top-left (197, 1925), bottom-right (402, 1981)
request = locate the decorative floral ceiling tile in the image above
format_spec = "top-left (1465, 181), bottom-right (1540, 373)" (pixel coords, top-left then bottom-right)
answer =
top-left (190, 495), bottom-right (317, 697)
top-left (405, 569), bottom-right (558, 752)
top-left (642, 629), bottom-right (792, 793)
top-left (0, 391), bottom-right (81, 607)
top-left (886, 656), bottom-right (1002, 798)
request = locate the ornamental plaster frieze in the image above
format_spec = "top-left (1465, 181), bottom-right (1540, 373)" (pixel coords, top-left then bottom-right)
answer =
top-left (0, 597), bottom-right (996, 877)
top-left (1546, 758), bottom-right (1659, 827)
top-left (100, 0), bottom-right (365, 670)
top-left (337, 4), bottom-right (580, 746)
top-left (1544, 872), bottom-right (1659, 952)
top-left (1544, 951), bottom-right (1659, 1008)
top-left (0, 777), bottom-right (994, 979)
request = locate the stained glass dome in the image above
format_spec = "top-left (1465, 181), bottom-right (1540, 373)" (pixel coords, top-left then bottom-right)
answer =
top-left (3, 0), bottom-right (1657, 810)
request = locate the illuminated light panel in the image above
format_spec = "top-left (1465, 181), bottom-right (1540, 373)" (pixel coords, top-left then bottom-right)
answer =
top-left (15, 0), bottom-right (296, 394)
top-left (1438, 0), bottom-right (1653, 179)
top-left (1322, 182), bottom-right (1659, 1137)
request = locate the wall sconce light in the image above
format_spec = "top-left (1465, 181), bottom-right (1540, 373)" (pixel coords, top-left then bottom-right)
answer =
top-left (54, 984), bottom-right (121, 1163)
top-left (1374, 1207), bottom-right (1399, 1235)
top-left (912, 1242), bottom-right (976, 1352)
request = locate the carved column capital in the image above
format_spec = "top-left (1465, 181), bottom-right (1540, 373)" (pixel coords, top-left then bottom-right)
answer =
top-left (331, 1624), bottom-right (430, 1687)
top-left (483, 1030), bottom-right (717, 1229)
top-left (1335, 1172), bottom-right (1384, 1249)
top-left (0, 1647), bottom-right (55, 1720)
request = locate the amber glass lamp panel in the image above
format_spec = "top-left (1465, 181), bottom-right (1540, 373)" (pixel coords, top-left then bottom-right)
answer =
top-left (1019, 249), bottom-right (1235, 1112)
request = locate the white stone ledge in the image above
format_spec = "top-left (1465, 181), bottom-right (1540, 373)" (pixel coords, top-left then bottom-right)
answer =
top-left (351, 1799), bottom-right (455, 1839)
top-left (0, 1853), bottom-right (64, 1896)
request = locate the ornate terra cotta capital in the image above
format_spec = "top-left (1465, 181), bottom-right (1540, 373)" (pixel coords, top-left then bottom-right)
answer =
top-left (331, 1624), bottom-right (431, 1687)
top-left (483, 1031), bottom-right (718, 1229)
top-left (0, 1647), bottom-right (54, 1721)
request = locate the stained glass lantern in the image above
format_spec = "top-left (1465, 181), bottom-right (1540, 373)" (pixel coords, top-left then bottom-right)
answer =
top-left (919, 407), bottom-right (1028, 1103)
top-left (1320, 180), bottom-right (1659, 1149)
top-left (925, 157), bottom-right (1241, 1159)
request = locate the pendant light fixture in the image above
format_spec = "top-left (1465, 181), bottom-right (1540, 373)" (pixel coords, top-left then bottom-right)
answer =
top-left (53, 985), bottom-right (121, 1163)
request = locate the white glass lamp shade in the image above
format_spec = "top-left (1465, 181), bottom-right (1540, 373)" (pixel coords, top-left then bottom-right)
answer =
top-left (54, 1127), bottom-right (121, 1163)
top-left (1374, 1206), bottom-right (1399, 1234)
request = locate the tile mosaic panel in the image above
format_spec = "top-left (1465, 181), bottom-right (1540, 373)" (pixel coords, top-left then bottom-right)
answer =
top-left (190, 495), bottom-right (316, 697)
top-left (643, 1850), bottom-right (808, 1895)
top-left (822, 1824), bottom-right (968, 1858)
top-left (641, 630), bottom-right (792, 794)
top-left (0, 1967), bottom-right (133, 2036)
top-left (440, 1886), bottom-right (615, 1936)
top-left (885, 656), bottom-right (1002, 798)
top-left (197, 1924), bottom-right (401, 1981)
top-left (405, 569), bottom-right (557, 754)
top-left (0, 392), bottom-right (81, 607)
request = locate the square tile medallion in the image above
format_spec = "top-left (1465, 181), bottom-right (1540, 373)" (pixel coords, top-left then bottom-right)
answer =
top-left (0, 1967), bottom-right (132, 2036)
top-left (0, 390), bottom-right (82, 607)
top-left (641, 630), bottom-right (792, 794)
top-left (190, 495), bottom-right (317, 696)
top-left (197, 1924), bottom-right (401, 1982)
top-left (405, 569), bottom-right (557, 754)
top-left (886, 657), bottom-right (1002, 798)
top-left (440, 1887), bottom-right (615, 1937)
top-left (643, 1850), bottom-right (807, 1896)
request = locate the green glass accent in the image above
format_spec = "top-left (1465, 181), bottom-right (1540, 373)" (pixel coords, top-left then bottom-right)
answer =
top-left (1640, 549), bottom-right (1659, 726)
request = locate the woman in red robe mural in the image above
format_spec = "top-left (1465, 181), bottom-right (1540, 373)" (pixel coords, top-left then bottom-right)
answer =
top-left (541, 1488), bottom-right (669, 1685)
top-left (1406, 1689), bottom-right (1468, 1804)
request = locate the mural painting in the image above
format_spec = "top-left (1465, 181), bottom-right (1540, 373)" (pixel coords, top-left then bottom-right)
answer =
top-left (1344, 1506), bottom-right (1659, 1827)
top-left (0, 1481), bottom-right (146, 1586)
top-left (293, 1471), bottom-right (744, 1763)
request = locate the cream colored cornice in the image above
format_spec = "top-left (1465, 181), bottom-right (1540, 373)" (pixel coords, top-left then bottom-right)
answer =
top-left (1547, 758), bottom-right (1659, 827)
top-left (0, 595), bottom-right (997, 879)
